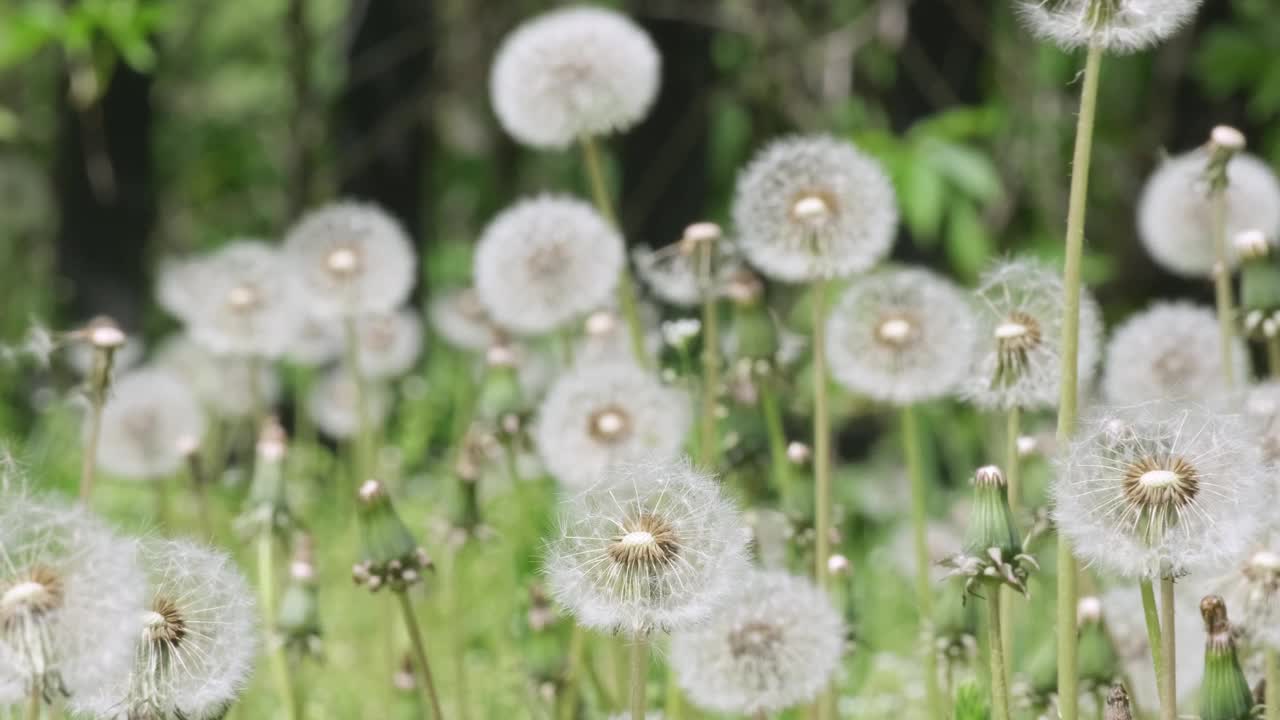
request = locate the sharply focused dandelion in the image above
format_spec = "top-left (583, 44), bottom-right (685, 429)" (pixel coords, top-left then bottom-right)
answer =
top-left (74, 538), bottom-right (256, 720)
top-left (533, 362), bottom-right (690, 489)
top-left (825, 266), bottom-right (977, 405)
top-left (1138, 149), bottom-right (1280, 277)
top-left (964, 259), bottom-right (1102, 410)
top-left (731, 134), bottom-right (898, 283)
top-left (283, 201), bottom-right (417, 318)
top-left (489, 5), bottom-right (659, 149)
top-left (670, 568), bottom-right (844, 716)
top-left (544, 458), bottom-right (749, 634)
top-left (1016, 0), bottom-right (1203, 54)
top-left (94, 367), bottom-right (206, 480)
top-left (1053, 402), bottom-right (1267, 580)
top-left (1101, 302), bottom-right (1247, 406)
top-left (0, 495), bottom-right (144, 706)
top-left (474, 195), bottom-right (625, 335)
top-left (353, 308), bottom-right (425, 379)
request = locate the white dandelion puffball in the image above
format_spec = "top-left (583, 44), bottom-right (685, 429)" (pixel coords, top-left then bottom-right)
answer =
top-left (490, 5), bottom-right (659, 149)
top-left (632, 243), bottom-right (742, 308)
top-left (284, 201), bottom-right (416, 318)
top-left (0, 495), bottom-right (144, 704)
top-left (1244, 381), bottom-right (1280, 464)
top-left (355, 308), bottom-right (424, 379)
top-left (74, 538), bottom-right (256, 720)
top-left (1053, 402), bottom-right (1268, 580)
top-left (1016, 0), bottom-right (1202, 54)
top-left (1100, 585), bottom-right (1202, 710)
top-left (964, 258), bottom-right (1102, 411)
top-left (475, 195), bottom-right (625, 335)
top-left (428, 287), bottom-right (498, 352)
top-left (285, 314), bottom-right (342, 367)
top-left (671, 568), bottom-right (844, 716)
top-left (544, 459), bottom-right (750, 634)
top-left (95, 367), bottom-right (207, 480)
top-left (826, 266), bottom-right (977, 405)
top-left (1138, 149), bottom-right (1280, 277)
top-left (308, 368), bottom-right (390, 439)
top-left (154, 335), bottom-right (281, 420)
top-left (1206, 537), bottom-right (1280, 653)
top-left (534, 362), bottom-right (690, 489)
top-left (1102, 302), bottom-right (1247, 406)
top-left (731, 134), bottom-right (898, 283)
top-left (169, 241), bottom-right (305, 358)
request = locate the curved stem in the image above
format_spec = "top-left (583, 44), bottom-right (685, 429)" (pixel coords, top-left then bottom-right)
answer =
top-left (1211, 189), bottom-right (1237, 388)
top-left (629, 634), bottom-right (649, 720)
top-left (902, 406), bottom-right (943, 720)
top-left (257, 534), bottom-right (300, 720)
top-left (1056, 42), bottom-right (1104, 720)
top-left (987, 591), bottom-right (1011, 720)
top-left (1158, 577), bottom-right (1177, 720)
top-left (1139, 578), bottom-right (1165, 701)
top-left (698, 235), bottom-right (720, 470)
top-left (398, 590), bottom-right (446, 720)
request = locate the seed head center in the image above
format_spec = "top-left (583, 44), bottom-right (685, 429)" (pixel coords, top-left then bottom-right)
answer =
top-left (227, 284), bottom-right (260, 312)
top-left (326, 247), bottom-right (361, 275)
top-left (875, 316), bottom-right (916, 347)
top-left (1, 566), bottom-right (63, 618)
top-left (621, 531), bottom-right (655, 546)
top-left (790, 193), bottom-right (834, 225)
top-left (607, 514), bottom-right (679, 569)
top-left (588, 406), bottom-right (632, 444)
top-left (729, 620), bottom-right (783, 658)
top-left (146, 597), bottom-right (188, 646)
top-left (1138, 469), bottom-right (1179, 489)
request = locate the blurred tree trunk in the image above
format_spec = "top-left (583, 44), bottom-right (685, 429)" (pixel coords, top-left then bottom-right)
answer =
top-left (286, 0), bottom-right (316, 219)
top-left (53, 62), bottom-right (155, 329)
top-left (337, 0), bottom-right (434, 274)
top-left (620, 13), bottom-right (714, 248)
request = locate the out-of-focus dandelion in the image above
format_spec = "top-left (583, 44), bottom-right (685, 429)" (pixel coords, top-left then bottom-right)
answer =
top-left (428, 287), bottom-right (498, 353)
top-left (307, 367), bottom-right (390, 440)
top-left (353, 308), bottom-right (424, 379)
top-left (154, 335), bottom-right (281, 420)
top-left (1015, 0), bottom-right (1203, 54)
top-left (69, 317), bottom-right (129, 502)
top-left (94, 367), bottom-right (206, 481)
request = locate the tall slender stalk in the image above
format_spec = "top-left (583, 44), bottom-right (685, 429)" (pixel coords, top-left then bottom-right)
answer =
top-left (79, 392), bottom-right (105, 503)
top-left (902, 406), bottom-right (943, 719)
top-left (1056, 41), bottom-right (1104, 720)
top-left (257, 534), bottom-right (300, 720)
top-left (987, 592), bottom-right (1011, 720)
top-left (1158, 577), bottom-right (1177, 720)
top-left (559, 626), bottom-right (585, 720)
top-left (664, 661), bottom-right (685, 720)
top-left (1210, 190), bottom-right (1237, 388)
top-left (1139, 578), bottom-right (1165, 700)
top-left (629, 634), bottom-right (649, 720)
top-left (25, 691), bottom-right (40, 720)
top-left (1267, 335), bottom-right (1280, 378)
top-left (812, 278), bottom-right (832, 588)
top-left (342, 316), bottom-right (372, 483)
top-left (1001, 406), bottom-right (1021, 694)
top-left (758, 377), bottom-right (794, 506)
top-left (698, 235), bottom-right (720, 469)
top-left (1266, 649), bottom-right (1279, 720)
top-left (579, 135), bottom-right (649, 368)
top-left (397, 590), bottom-right (445, 720)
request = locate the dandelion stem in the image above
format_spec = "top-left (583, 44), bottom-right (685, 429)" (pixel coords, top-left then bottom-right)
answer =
top-left (1056, 41), bottom-right (1104, 720)
top-left (79, 387), bottom-right (105, 504)
top-left (1001, 405), bottom-right (1021, 697)
top-left (1138, 578), bottom-right (1165, 701)
top-left (902, 405), bottom-right (943, 720)
top-left (342, 316), bottom-right (372, 484)
top-left (664, 660), bottom-right (686, 720)
top-left (1158, 577), bottom-right (1177, 720)
top-left (1267, 336), bottom-right (1280, 378)
top-left (987, 590), bottom-right (1011, 720)
top-left (629, 633), bottom-right (649, 720)
top-left (184, 451), bottom-right (214, 541)
top-left (257, 533), bottom-right (300, 720)
top-left (698, 233), bottom-right (720, 470)
top-left (579, 134), bottom-right (649, 368)
top-left (758, 375), bottom-right (794, 507)
top-left (1210, 188), bottom-right (1237, 388)
top-left (25, 691), bottom-right (39, 720)
top-left (812, 277), bottom-right (833, 589)
top-left (1266, 648), bottom-right (1279, 720)
top-left (559, 625), bottom-right (585, 720)
top-left (397, 590), bottom-right (446, 720)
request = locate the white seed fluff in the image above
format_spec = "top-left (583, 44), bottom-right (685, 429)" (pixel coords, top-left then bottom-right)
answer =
top-left (964, 258), bottom-right (1102, 410)
top-left (428, 287), bottom-right (499, 352)
top-left (154, 335), bottom-right (281, 420)
top-left (95, 367), bottom-right (207, 480)
top-left (283, 201), bottom-right (417, 318)
top-left (1053, 401), bottom-right (1268, 580)
top-left (826, 266), bottom-right (977, 405)
top-left (534, 362), bottom-right (690, 490)
top-left (670, 568), bottom-right (844, 716)
top-left (544, 459), bottom-right (750, 634)
top-left (1101, 301), bottom-right (1248, 406)
top-left (490, 6), bottom-right (659, 149)
top-left (284, 314), bottom-right (343, 367)
top-left (354, 308), bottom-right (425, 379)
top-left (1138, 149), bottom-right (1280, 277)
top-left (73, 538), bottom-right (256, 720)
top-left (1244, 381), bottom-right (1280, 465)
top-left (732, 135), bottom-right (898, 283)
top-left (307, 368), bottom-right (390, 440)
top-left (0, 496), bottom-right (144, 705)
top-left (475, 195), bottom-right (624, 336)
top-left (1016, 0), bottom-right (1203, 54)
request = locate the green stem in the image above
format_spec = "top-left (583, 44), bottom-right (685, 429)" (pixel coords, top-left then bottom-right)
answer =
top-left (1210, 188), bottom-right (1236, 388)
top-left (397, 590), bottom-right (446, 720)
top-left (342, 316), bottom-right (372, 484)
top-left (579, 134), bottom-right (649, 368)
top-left (79, 393), bottom-right (105, 504)
top-left (1267, 335), bottom-right (1280, 378)
top-left (257, 534), bottom-right (300, 720)
top-left (25, 690), bottom-right (40, 720)
top-left (758, 376), bottom-right (794, 507)
top-left (902, 406), bottom-right (943, 720)
top-left (698, 235), bottom-right (720, 470)
top-left (1139, 578), bottom-right (1165, 701)
top-left (1266, 648), bottom-right (1279, 720)
top-left (987, 591), bottom-right (1011, 720)
top-left (812, 278), bottom-right (832, 588)
top-left (630, 634), bottom-right (649, 720)
top-left (559, 625), bottom-right (585, 720)
top-left (1001, 406), bottom-right (1021, 696)
top-left (1158, 577), bottom-right (1177, 720)
top-left (1056, 41), bottom-right (1104, 720)
top-left (154, 473), bottom-right (172, 530)
top-left (664, 660), bottom-right (686, 720)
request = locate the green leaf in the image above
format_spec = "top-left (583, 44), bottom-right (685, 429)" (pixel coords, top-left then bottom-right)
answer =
top-left (927, 140), bottom-right (1003, 203)
top-left (900, 156), bottom-right (946, 242)
top-left (945, 202), bottom-right (993, 282)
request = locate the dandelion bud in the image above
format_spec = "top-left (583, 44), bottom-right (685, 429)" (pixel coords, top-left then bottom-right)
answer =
top-left (1234, 230), bottom-right (1280, 340)
top-left (353, 480), bottom-right (432, 592)
top-left (726, 278), bottom-right (778, 362)
top-left (1198, 595), bottom-right (1255, 720)
top-left (476, 349), bottom-right (525, 428)
top-left (1105, 685), bottom-right (1134, 720)
top-left (786, 441), bottom-right (811, 465)
top-left (948, 465), bottom-right (1034, 595)
top-left (680, 221), bottom-right (721, 254)
top-left (1211, 125), bottom-right (1247, 154)
top-left (278, 535), bottom-right (323, 659)
top-left (1078, 597), bottom-right (1120, 690)
top-left (238, 418), bottom-right (293, 537)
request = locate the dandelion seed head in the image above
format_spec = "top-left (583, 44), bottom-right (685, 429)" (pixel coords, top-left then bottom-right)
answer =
top-left (154, 335), bottom-right (281, 420)
top-left (1102, 302), bottom-right (1247, 406)
top-left (1053, 401), bottom-right (1268, 580)
top-left (428, 288), bottom-right (499, 352)
top-left (95, 367), bottom-right (207, 480)
top-left (307, 368), bottom-right (390, 440)
top-left (284, 201), bottom-right (416, 318)
top-left (826, 267), bottom-right (977, 405)
top-left (354, 308), bottom-right (424, 379)
top-left (490, 6), bottom-right (659, 149)
top-left (534, 362), bottom-right (690, 489)
top-left (1138, 149), bottom-right (1280, 277)
top-left (544, 458), bottom-right (750, 634)
top-left (475, 196), bottom-right (624, 336)
top-left (284, 314), bottom-right (342, 367)
top-left (964, 259), bottom-right (1101, 410)
top-left (732, 135), bottom-right (898, 283)
top-left (1016, 0), bottom-right (1203, 54)
top-left (670, 569), bottom-right (843, 715)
